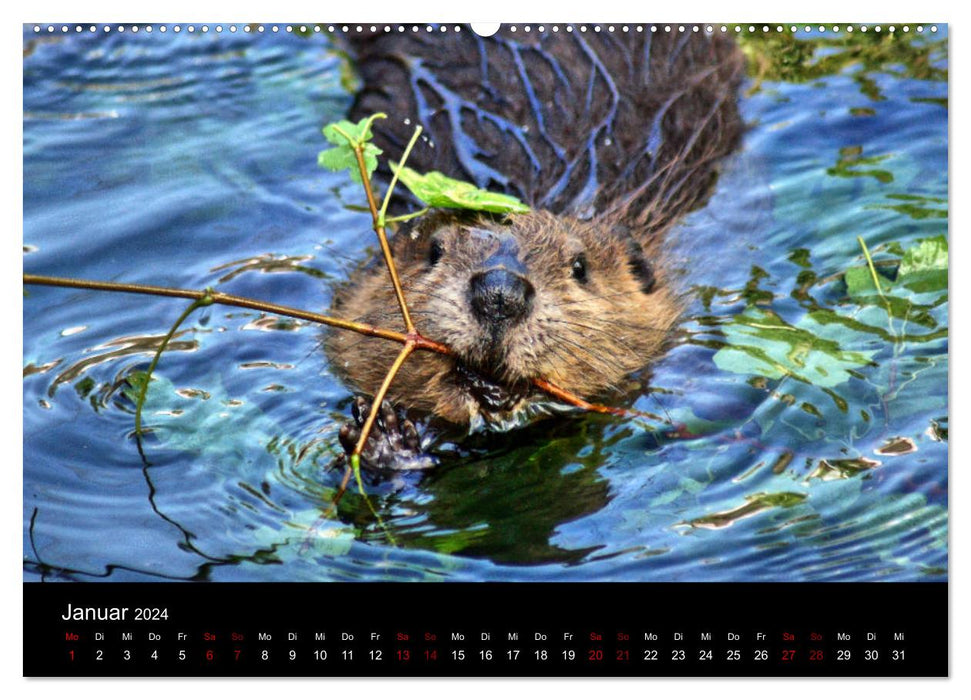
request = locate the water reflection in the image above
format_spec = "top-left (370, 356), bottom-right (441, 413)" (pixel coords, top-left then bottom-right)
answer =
top-left (23, 26), bottom-right (948, 581)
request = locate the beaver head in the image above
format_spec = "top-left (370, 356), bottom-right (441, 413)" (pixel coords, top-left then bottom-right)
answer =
top-left (326, 210), bottom-right (679, 428)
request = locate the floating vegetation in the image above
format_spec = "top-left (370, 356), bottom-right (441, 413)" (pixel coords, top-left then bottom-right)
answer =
top-left (808, 457), bottom-right (881, 481)
top-left (684, 492), bottom-right (808, 530)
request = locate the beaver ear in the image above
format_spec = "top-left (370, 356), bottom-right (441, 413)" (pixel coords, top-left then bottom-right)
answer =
top-left (625, 239), bottom-right (656, 294)
top-left (391, 215), bottom-right (442, 262)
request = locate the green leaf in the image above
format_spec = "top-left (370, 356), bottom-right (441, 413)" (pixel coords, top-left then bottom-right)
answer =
top-left (317, 143), bottom-right (382, 184)
top-left (321, 114), bottom-right (384, 147)
top-left (897, 235), bottom-right (948, 293)
top-left (899, 235), bottom-right (948, 275)
top-left (844, 265), bottom-right (892, 297)
top-left (391, 163), bottom-right (530, 214)
top-left (318, 114), bottom-right (385, 184)
top-left (844, 236), bottom-right (948, 297)
top-left (897, 269), bottom-right (947, 294)
top-left (123, 371), bottom-right (150, 403)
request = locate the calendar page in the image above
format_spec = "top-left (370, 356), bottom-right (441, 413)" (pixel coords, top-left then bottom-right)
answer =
top-left (22, 21), bottom-right (948, 677)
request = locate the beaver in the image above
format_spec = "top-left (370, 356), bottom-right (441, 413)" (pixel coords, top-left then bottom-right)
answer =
top-left (326, 26), bottom-right (745, 469)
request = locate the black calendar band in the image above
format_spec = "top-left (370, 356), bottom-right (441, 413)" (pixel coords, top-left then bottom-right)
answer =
top-left (24, 582), bottom-right (947, 677)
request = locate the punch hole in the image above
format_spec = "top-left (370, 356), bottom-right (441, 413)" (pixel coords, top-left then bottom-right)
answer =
top-left (472, 22), bottom-right (499, 36)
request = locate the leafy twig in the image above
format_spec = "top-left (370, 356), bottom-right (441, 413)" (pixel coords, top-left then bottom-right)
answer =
top-left (23, 274), bottom-right (632, 421)
top-left (22, 273), bottom-right (448, 353)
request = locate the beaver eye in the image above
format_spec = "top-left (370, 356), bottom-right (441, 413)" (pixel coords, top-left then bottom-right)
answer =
top-left (428, 239), bottom-right (444, 266)
top-left (571, 254), bottom-right (588, 283)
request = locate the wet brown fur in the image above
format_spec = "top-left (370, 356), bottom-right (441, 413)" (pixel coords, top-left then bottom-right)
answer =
top-left (326, 28), bottom-right (745, 427)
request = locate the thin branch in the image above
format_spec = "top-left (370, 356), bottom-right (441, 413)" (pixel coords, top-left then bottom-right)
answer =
top-left (336, 340), bottom-right (416, 502)
top-left (24, 274), bottom-right (650, 423)
top-left (22, 274), bottom-right (423, 348)
top-left (379, 126), bottom-right (423, 224)
top-left (135, 293), bottom-right (213, 437)
top-left (857, 236), bottom-right (886, 297)
top-left (354, 342), bottom-right (416, 460)
top-left (531, 378), bottom-right (663, 422)
top-left (353, 143), bottom-right (415, 333)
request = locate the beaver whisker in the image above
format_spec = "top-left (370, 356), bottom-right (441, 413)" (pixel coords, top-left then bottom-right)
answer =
top-left (542, 335), bottom-right (625, 396)
top-left (401, 282), bottom-right (463, 307)
top-left (543, 330), bottom-right (617, 375)
top-left (545, 318), bottom-right (655, 355)
top-left (546, 316), bottom-right (672, 339)
top-left (544, 289), bottom-right (654, 309)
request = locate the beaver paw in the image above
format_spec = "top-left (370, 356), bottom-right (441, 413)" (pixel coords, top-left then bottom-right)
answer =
top-left (338, 396), bottom-right (437, 471)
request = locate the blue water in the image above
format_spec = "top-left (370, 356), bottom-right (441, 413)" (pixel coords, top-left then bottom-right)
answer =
top-left (23, 25), bottom-right (948, 582)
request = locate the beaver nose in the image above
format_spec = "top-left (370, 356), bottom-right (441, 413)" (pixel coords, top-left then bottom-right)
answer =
top-left (468, 269), bottom-right (535, 326)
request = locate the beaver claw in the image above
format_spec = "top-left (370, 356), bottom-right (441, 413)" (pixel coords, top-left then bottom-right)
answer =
top-left (338, 396), bottom-right (437, 471)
